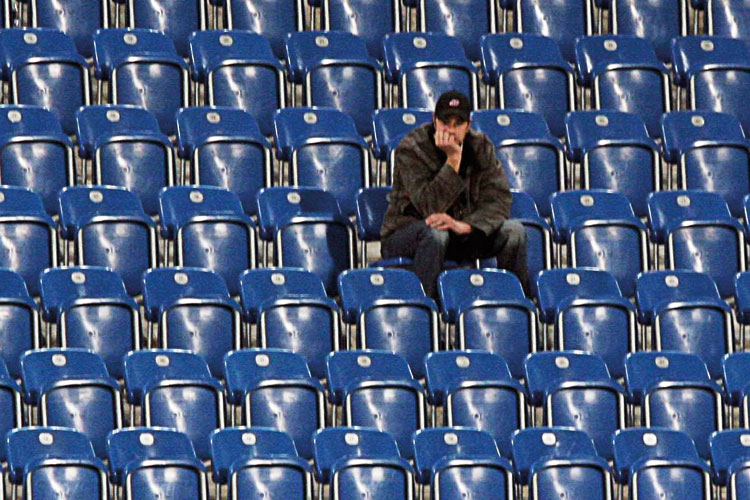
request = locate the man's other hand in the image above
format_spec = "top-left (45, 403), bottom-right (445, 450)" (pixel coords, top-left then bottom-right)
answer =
top-left (435, 130), bottom-right (462, 171)
top-left (426, 213), bottom-right (472, 235)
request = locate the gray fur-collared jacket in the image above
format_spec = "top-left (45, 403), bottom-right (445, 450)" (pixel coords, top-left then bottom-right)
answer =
top-left (380, 122), bottom-right (512, 239)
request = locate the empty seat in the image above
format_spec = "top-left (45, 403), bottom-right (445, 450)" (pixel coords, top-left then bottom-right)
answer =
top-left (8, 427), bottom-right (107, 500)
top-left (159, 186), bottom-right (257, 295)
top-left (0, 358), bottom-right (22, 459)
top-left (0, 270), bottom-right (39, 378)
top-left (123, 0), bottom-right (206, 57)
top-left (93, 28), bottom-right (188, 135)
top-left (256, 187), bottom-right (355, 295)
top-left (722, 353), bottom-right (750, 426)
top-left (647, 190), bottom-right (745, 297)
top-left (327, 350), bottom-right (425, 458)
top-left (661, 111), bottom-right (750, 217)
top-left (28, 0), bottom-right (109, 57)
top-left (338, 268), bottom-right (438, 376)
top-left (210, 427), bottom-right (313, 500)
top-left (624, 351), bottom-right (723, 458)
top-left (413, 428), bottom-right (513, 500)
top-left (321, 0), bottom-right (399, 60)
top-left (188, 31), bottom-right (285, 137)
top-left (274, 107), bottom-right (370, 216)
top-left (313, 427), bottom-right (414, 500)
top-left (21, 349), bottom-right (122, 457)
top-left (438, 269), bottom-right (537, 378)
top-left (511, 427), bottom-right (614, 500)
top-left (510, 190), bottom-right (553, 282)
top-left (525, 351), bottom-right (625, 459)
top-left (371, 108), bottom-right (432, 184)
top-left (58, 186), bottom-right (158, 295)
top-left (176, 107), bottom-right (271, 215)
top-left (0, 105), bottom-right (75, 214)
top-left (614, 428), bottom-right (711, 500)
top-left (239, 268), bottom-right (340, 379)
top-left (710, 429), bottom-right (750, 500)
top-left (75, 104), bottom-right (174, 216)
top-left (535, 268), bottom-right (636, 377)
top-left (636, 270), bottom-right (733, 378)
top-left (285, 31), bottom-right (381, 136)
top-left (565, 110), bottom-right (660, 217)
top-left (551, 190), bottom-right (648, 297)
top-left (223, 0), bottom-right (306, 59)
top-left (672, 36), bottom-right (750, 134)
top-left (383, 32), bottom-right (478, 109)
top-left (707, 0), bottom-right (750, 40)
top-left (0, 28), bottom-right (90, 135)
top-left (425, 351), bottom-right (526, 457)
top-left (0, 186), bottom-right (56, 296)
top-left (481, 34), bottom-right (574, 137)
top-left (734, 272), bottom-right (750, 348)
top-left (107, 427), bottom-right (209, 500)
top-left (39, 266), bottom-right (140, 378)
top-left (473, 110), bottom-right (565, 217)
top-left (123, 350), bottom-right (226, 460)
top-left (417, 0), bottom-right (496, 61)
top-left (142, 267), bottom-right (242, 377)
top-left (355, 187), bottom-right (409, 267)
top-left (223, 349), bottom-right (325, 460)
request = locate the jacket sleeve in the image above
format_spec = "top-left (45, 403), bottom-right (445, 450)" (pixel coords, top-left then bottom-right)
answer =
top-left (461, 139), bottom-right (512, 236)
top-left (393, 141), bottom-right (466, 217)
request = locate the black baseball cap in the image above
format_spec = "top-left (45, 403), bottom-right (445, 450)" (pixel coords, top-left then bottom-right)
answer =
top-left (434, 90), bottom-right (471, 123)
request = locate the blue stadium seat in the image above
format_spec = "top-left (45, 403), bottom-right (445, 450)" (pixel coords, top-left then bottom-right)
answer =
top-left (188, 31), bottom-right (285, 137)
top-left (239, 268), bottom-right (340, 379)
top-left (123, 0), bottom-right (206, 57)
top-left (472, 110), bottom-right (565, 217)
top-left (0, 270), bottom-right (39, 378)
top-left (223, 349), bottom-right (325, 460)
top-left (624, 351), bottom-right (723, 458)
top-left (223, 0), bottom-right (306, 59)
top-left (601, 0), bottom-right (688, 62)
top-left (355, 187), bottom-right (411, 268)
top-left (672, 36), bottom-right (750, 134)
top-left (256, 187), bottom-right (355, 295)
top-left (321, 0), bottom-right (399, 60)
top-left (438, 269), bottom-right (536, 378)
top-left (647, 190), bottom-right (745, 297)
top-left (93, 28), bottom-right (188, 135)
top-left (525, 351), bottom-right (625, 459)
top-left (734, 272), bottom-right (750, 349)
top-left (8, 427), bottom-right (106, 500)
top-left (28, 0), bottom-right (109, 57)
top-left (565, 110), bottom-right (660, 217)
top-left (39, 266), bottom-right (140, 378)
top-left (424, 351), bottom-right (526, 457)
top-left (510, 190), bottom-right (553, 282)
top-left (210, 427), bottom-right (312, 500)
top-left (0, 28), bottom-right (90, 135)
top-left (0, 105), bottom-right (75, 214)
top-left (176, 107), bottom-right (272, 214)
top-left (327, 350), bottom-right (425, 459)
top-left (313, 427), bottom-right (415, 500)
top-left (0, 186), bottom-right (56, 296)
top-left (75, 105), bottom-right (174, 216)
top-left (58, 186), bottom-right (157, 296)
top-left (511, 427), bottom-right (613, 500)
top-left (338, 268), bottom-right (438, 376)
top-left (551, 190), bottom-right (648, 297)
top-left (383, 32), bottom-right (479, 110)
top-left (707, 0), bottom-right (750, 40)
top-left (285, 31), bottom-right (381, 136)
top-left (413, 428), bottom-right (514, 499)
top-left (613, 428), bottom-right (711, 500)
top-left (662, 111), bottom-right (750, 217)
top-left (123, 350), bottom-right (226, 460)
top-left (20, 349), bottom-right (121, 457)
top-left (107, 427), bottom-right (208, 500)
top-left (142, 267), bottom-right (241, 376)
top-left (508, 0), bottom-right (594, 62)
top-left (0, 359), bottom-right (21, 460)
top-left (710, 429), bottom-right (750, 499)
top-left (636, 270), bottom-right (733, 378)
top-left (535, 268), bottom-right (636, 377)
top-left (273, 107), bottom-right (370, 216)
top-left (722, 352), bottom-right (750, 421)
top-left (158, 186), bottom-right (257, 295)
top-left (417, 0), bottom-right (497, 61)
top-left (371, 108), bottom-right (432, 184)
top-left (480, 34), bottom-right (575, 137)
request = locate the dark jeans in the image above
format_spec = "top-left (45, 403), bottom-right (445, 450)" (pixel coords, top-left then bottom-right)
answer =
top-left (381, 219), bottom-right (530, 298)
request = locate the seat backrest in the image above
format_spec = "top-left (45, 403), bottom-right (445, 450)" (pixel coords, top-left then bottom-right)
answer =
top-left (524, 351), bottom-right (612, 406)
top-left (239, 268), bottom-right (328, 323)
top-left (551, 190), bottom-right (640, 242)
top-left (613, 428), bottom-right (703, 484)
top-left (224, 0), bottom-right (305, 58)
top-left (480, 33), bottom-right (570, 81)
top-left (142, 267), bottom-right (231, 318)
top-left (535, 268), bottom-right (624, 323)
top-left (7, 427), bottom-right (97, 483)
top-left (175, 106), bottom-right (268, 159)
top-left (512, 0), bottom-right (592, 62)
top-left (607, 0), bottom-right (686, 61)
top-left (123, 349), bottom-right (214, 405)
top-left (564, 110), bottom-right (656, 163)
top-left (636, 270), bottom-right (722, 321)
top-left (355, 187), bottom-right (391, 241)
top-left (438, 268), bottom-right (527, 324)
top-left (0, 28), bottom-right (82, 76)
top-left (75, 105), bottom-right (163, 160)
top-left (127, 0), bottom-right (204, 57)
top-left (40, 265), bottom-right (133, 318)
top-left (647, 190), bottom-right (735, 243)
top-left (413, 427), bottom-right (502, 483)
top-left (338, 268), bottom-right (426, 318)
top-left (420, 0), bottom-right (495, 61)
top-left (58, 186), bottom-right (151, 237)
top-left (285, 30), bottom-right (374, 84)
top-left (21, 348), bottom-right (111, 401)
top-left (624, 351), bottom-right (711, 403)
top-left (273, 107), bottom-right (364, 162)
top-left (383, 31), bottom-right (471, 80)
top-left (511, 427), bottom-right (599, 485)
top-left (424, 351), bottom-right (514, 406)
top-left (472, 109), bottom-right (559, 146)
top-left (575, 34), bottom-right (667, 85)
top-left (671, 35), bottom-right (750, 88)
top-left (709, 0), bottom-right (750, 39)
top-left (0, 185), bottom-right (54, 222)
top-left (322, 0), bottom-right (397, 60)
top-left (255, 186), bottom-right (343, 240)
top-left (371, 109), bottom-right (432, 161)
top-left (661, 110), bottom-right (748, 163)
top-left (721, 352), bottom-right (750, 407)
top-left (710, 429), bottom-right (750, 487)
top-left (223, 349), bottom-right (314, 401)
top-left (326, 350), bottom-right (415, 404)
top-left (30, 0), bottom-right (107, 57)
top-left (0, 104), bottom-right (69, 139)
top-left (313, 427), bottom-right (402, 483)
top-left (93, 28), bottom-right (184, 79)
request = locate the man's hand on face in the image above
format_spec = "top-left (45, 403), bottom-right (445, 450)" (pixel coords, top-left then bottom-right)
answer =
top-left (434, 129), bottom-right (463, 172)
top-left (426, 213), bottom-right (473, 235)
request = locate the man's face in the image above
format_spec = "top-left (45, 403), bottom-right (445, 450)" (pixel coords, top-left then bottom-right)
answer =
top-left (434, 115), bottom-right (470, 145)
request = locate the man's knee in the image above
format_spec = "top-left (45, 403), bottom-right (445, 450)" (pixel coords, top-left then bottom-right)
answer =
top-left (502, 220), bottom-right (527, 248)
top-left (418, 224), bottom-right (450, 249)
